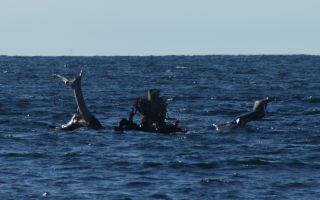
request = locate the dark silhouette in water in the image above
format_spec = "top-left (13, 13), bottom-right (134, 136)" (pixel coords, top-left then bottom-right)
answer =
top-left (114, 89), bottom-right (183, 133)
top-left (47, 70), bottom-right (268, 133)
top-left (213, 97), bottom-right (271, 131)
top-left (49, 70), bottom-right (103, 130)
top-left (114, 108), bottom-right (139, 132)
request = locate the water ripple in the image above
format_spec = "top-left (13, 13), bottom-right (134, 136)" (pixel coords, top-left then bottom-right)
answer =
top-left (0, 55), bottom-right (319, 199)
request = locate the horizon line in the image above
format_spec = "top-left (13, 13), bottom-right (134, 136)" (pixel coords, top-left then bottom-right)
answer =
top-left (1, 53), bottom-right (319, 57)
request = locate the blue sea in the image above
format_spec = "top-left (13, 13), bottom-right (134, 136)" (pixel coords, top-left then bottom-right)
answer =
top-left (0, 55), bottom-right (319, 199)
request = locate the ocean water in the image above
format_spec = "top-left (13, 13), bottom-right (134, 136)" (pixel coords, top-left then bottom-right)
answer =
top-left (0, 55), bottom-right (319, 199)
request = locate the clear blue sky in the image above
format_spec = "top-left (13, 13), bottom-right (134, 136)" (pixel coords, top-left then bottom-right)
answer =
top-left (0, 0), bottom-right (319, 56)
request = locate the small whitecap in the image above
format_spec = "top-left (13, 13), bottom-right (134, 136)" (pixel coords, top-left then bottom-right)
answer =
top-left (42, 192), bottom-right (49, 197)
